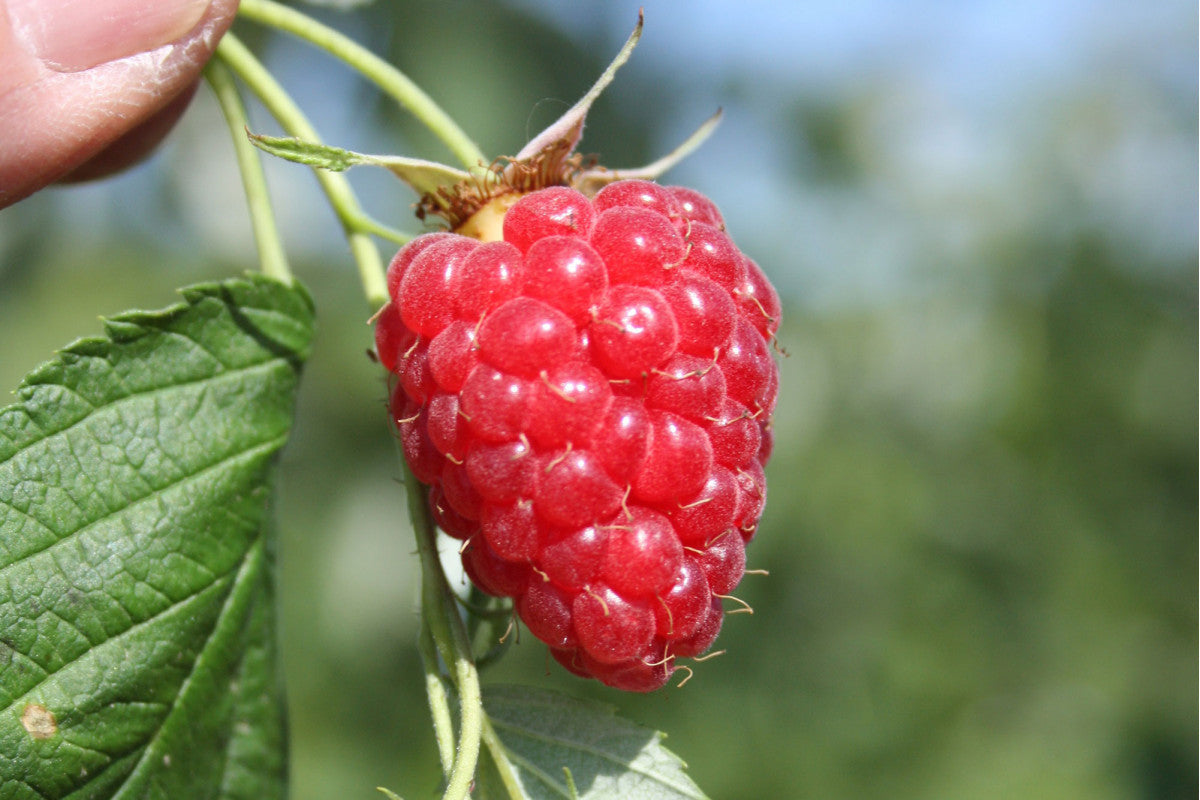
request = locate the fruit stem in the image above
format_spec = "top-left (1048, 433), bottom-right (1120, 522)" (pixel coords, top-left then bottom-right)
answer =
top-left (214, 33), bottom-right (391, 309)
top-left (399, 451), bottom-right (483, 800)
top-left (236, 0), bottom-right (487, 173)
top-left (202, 57), bottom-right (292, 285)
top-left (417, 619), bottom-right (456, 778)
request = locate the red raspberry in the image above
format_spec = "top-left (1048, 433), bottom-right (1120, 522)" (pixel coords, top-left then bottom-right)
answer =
top-left (380, 180), bottom-right (779, 691)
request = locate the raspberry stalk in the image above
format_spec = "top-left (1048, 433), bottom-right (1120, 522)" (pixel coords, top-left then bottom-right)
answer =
top-left (203, 56), bottom-right (290, 286)
top-left (213, 33), bottom-right (391, 306)
top-left (236, 0), bottom-right (487, 171)
top-left (404, 442), bottom-right (484, 799)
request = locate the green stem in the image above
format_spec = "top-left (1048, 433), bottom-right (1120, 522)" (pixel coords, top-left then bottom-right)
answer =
top-left (457, 590), bottom-right (513, 624)
top-left (480, 713), bottom-right (526, 798)
top-left (472, 634), bottom-right (513, 672)
top-left (202, 58), bottom-right (292, 284)
top-left (400, 454), bottom-right (484, 800)
top-left (236, 0), bottom-right (487, 172)
top-left (214, 33), bottom-right (391, 308)
top-left (417, 619), bottom-right (456, 778)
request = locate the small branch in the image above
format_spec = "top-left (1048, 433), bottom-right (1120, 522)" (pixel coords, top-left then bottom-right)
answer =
top-left (214, 33), bottom-right (391, 308)
top-left (399, 450), bottom-right (483, 800)
top-left (202, 58), bottom-right (292, 284)
top-left (237, 0), bottom-right (487, 172)
top-left (417, 620), bottom-right (456, 778)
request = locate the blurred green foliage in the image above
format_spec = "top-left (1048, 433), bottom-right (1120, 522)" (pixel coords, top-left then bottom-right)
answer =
top-left (0, 1), bottom-right (1194, 798)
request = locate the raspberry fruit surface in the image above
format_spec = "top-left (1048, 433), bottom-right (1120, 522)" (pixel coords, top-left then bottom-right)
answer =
top-left (378, 180), bottom-right (780, 691)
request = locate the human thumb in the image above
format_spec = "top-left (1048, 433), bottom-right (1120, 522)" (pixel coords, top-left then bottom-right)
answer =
top-left (0, 0), bottom-right (240, 207)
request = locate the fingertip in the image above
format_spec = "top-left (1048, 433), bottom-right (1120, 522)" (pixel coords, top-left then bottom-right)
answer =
top-left (7, 0), bottom-right (214, 73)
top-left (0, 0), bottom-right (240, 207)
top-left (56, 80), bottom-right (201, 184)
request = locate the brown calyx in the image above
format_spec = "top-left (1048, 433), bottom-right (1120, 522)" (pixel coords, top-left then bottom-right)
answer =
top-left (417, 138), bottom-right (596, 236)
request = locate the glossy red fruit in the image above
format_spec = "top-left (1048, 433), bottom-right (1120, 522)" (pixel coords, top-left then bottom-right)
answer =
top-left (573, 584), bottom-right (656, 665)
top-left (589, 285), bottom-right (678, 379)
top-left (590, 206), bottom-right (685, 286)
top-left (600, 507), bottom-right (684, 598)
top-left (379, 181), bottom-right (779, 691)
top-left (502, 186), bottom-right (596, 253)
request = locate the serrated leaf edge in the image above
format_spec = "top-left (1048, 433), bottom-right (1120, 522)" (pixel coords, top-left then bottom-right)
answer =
top-left (487, 716), bottom-right (706, 800)
top-left (14, 274), bottom-right (312, 396)
top-left (483, 686), bottom-right (710, 800)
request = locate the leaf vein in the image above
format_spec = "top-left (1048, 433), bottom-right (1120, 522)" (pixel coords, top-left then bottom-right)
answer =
top-left (0, 426), bottom-right (289, 583)
top-left (0, 568), bottom-right (237, 721)
top-left (491, 745), bottom-right (571, 797)
top-left (112, 541), bottom-right (265, 799)
top-left (0, 435), bottom-right (282, 703)
top-left (488, 718), bottom-right (704, 796)
top-left (0, 353), bottom-right (288, 473)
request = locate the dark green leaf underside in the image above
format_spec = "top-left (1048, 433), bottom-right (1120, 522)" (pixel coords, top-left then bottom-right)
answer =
top-left (0, 275), bottom-right (313, 799)
top-left (481, 685), bottom-right (709, 800)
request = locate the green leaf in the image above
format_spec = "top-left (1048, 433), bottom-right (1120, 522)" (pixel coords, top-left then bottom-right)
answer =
top-left (0, 275), bottom-right (314, 799)
top-left (247, 132), bottom-right (373, 171)
top-left (479, 685), bottom-right (710, 800)
top-left (248, 132), bottom-right (470, 197)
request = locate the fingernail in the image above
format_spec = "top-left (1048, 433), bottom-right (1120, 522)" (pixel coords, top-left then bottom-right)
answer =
top-left (7, 0), bottom-right (213, 72)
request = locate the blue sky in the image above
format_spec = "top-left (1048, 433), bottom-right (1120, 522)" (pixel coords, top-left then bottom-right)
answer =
top-left (500, 0), bottom-right (1196, 306)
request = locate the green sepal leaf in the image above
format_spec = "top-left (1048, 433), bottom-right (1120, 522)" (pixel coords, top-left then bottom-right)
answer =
top-left (248, 132), bottom-right (470, 197)
top-left (477, 685), bottom-right (710, 800)
top-left (0, 274), bottom-right (314, 799)
top-left (573, 109), bottom-right (724, 195)
top-left (512, 11), bottom-right (643, 164)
